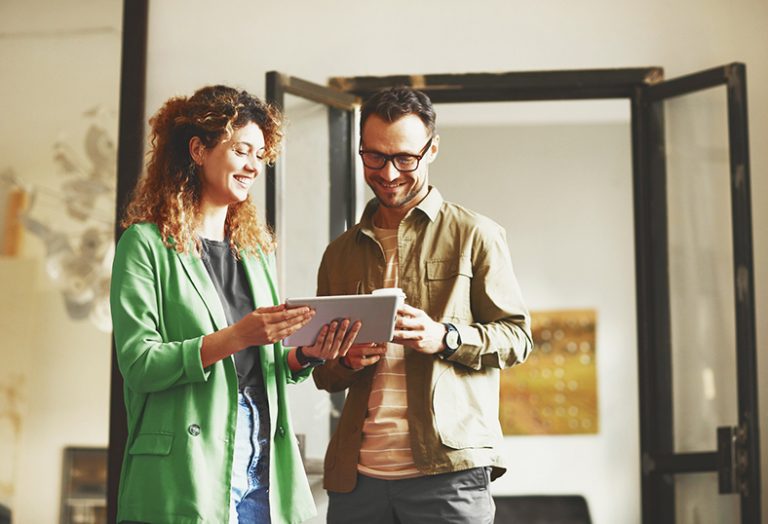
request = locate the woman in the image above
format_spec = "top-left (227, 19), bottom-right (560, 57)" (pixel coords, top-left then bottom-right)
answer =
top-left (110, 85), bottom-right (359, 523)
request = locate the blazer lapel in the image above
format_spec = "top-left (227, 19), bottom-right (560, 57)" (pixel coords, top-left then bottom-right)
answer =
top-left (242, 250), bottom-right (280, 373)
top-left (242, 249), bottom-right (278, 309)
top-left (176, 251), bottom-right (228, 331)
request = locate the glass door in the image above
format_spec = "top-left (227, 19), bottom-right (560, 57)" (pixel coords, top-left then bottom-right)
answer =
top-left (635, 63), bottom-right (760, 524)
top-left (263, 72), bottom-right (359, 494)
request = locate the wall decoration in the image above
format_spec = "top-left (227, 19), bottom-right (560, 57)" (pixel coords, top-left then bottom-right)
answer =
top-left (0, 173), bottom-right (28, 257)
top-left (500, 309), bottom-right (598, 435)
top-left (0, 108), bottom-right (116, 332)
top-left (0, 375), bottom-right (24, 506)
top-left (60, 447), bottom-right (107, 524)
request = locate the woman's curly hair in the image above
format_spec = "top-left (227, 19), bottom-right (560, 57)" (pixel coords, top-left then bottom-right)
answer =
top-left (121, 85), bottom-right (282, 258)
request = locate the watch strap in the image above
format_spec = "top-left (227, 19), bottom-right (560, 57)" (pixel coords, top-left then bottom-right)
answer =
top-left (295, 346), bottom-right (325, 368)
top-left (440, 323), bottom-right (460, 359)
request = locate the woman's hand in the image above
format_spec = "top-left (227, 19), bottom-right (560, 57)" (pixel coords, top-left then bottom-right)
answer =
top-left (233, 304), bottom-right (314, 348)
top-left (301, 319), bottom-right (362, 361)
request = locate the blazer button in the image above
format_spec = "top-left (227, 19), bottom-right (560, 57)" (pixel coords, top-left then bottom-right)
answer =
top-left (188, 424), bottom-right (201, 436)
top-left (278, 426), bottom-right (285, 437)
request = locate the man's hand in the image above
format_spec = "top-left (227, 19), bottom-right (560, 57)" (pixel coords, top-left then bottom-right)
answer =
top-left (342, 343), bottom-right (388, 370)
top-left (391, 304), bottom-right (447, 354)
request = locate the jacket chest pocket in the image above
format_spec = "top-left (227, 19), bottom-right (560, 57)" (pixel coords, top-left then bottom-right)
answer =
top-left (329, 279), bottom-right (362, 295)
top-left (426, 257), bottom-right (473, 322)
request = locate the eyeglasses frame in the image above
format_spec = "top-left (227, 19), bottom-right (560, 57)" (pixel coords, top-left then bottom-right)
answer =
top-left (358, 136), bottom-right (434, 173)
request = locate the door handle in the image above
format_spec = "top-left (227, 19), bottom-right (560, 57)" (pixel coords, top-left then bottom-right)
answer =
top-left (717, 425), bottom-right (749, 495)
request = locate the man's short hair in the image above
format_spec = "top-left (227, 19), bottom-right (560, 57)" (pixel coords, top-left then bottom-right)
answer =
top-left (360, 86), bottom-right (436, 136)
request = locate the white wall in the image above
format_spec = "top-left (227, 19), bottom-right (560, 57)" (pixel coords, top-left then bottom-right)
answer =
top-left (0, 1), bottom-right (122, 522)
top-left (438, 117), bottom-right (638, 523)
top-left (141, 1), bottom-right (768, 523)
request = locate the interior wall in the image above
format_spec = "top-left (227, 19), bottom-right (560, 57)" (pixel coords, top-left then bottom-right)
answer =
top-left (438, 117), bottom-right (637, 523)
top-left (0, 1), bottom-right (122, 522)
top-left (140, 1), bottom-right (768, 523)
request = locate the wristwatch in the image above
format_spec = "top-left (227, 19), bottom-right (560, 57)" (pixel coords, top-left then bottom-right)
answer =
top-left (295, 346), bottom-right (325, 368)
top-left (440, 323), bottom-right (461, 359)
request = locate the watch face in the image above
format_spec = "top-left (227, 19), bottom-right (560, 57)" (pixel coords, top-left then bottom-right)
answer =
top-left (446, 330), bottom-right (460, 349)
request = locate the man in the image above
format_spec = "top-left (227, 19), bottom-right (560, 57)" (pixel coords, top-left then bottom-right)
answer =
top-left (313, 86), bottom-right (533, 524)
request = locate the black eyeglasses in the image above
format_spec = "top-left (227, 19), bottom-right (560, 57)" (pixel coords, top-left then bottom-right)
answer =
top-left (359, 137), bottom-right (433, 173)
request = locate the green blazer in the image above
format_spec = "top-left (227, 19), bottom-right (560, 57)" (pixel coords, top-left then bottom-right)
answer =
top-left (110, 223), bottom-right (315, 524)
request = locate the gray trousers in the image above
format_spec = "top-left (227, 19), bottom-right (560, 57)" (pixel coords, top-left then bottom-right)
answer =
top-left (327, 467), bottom-right (495, 524)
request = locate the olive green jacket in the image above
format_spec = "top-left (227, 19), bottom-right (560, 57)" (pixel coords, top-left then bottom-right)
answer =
top-left (313, 187), bottom-right (533, 493)
top-left (110, 223), bottom-right (315, 523)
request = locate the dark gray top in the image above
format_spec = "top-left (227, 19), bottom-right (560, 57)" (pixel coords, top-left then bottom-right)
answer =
top-left (200, 237), bottom-right (265, 390)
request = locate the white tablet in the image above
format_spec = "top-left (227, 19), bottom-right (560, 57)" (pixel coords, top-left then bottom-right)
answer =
top-left (283, 294), bottom-right (399, 347)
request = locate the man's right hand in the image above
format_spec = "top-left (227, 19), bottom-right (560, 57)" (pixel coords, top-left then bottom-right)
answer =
top-left (341, 343), bottom-right (388, 370)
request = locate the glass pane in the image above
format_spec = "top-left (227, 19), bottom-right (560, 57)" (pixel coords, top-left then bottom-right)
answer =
top-left (675, 473), bottom-right (740, 524)
top-left (280, 93), bottom-right (332, 463)
top-left (665, 88), bottom-right (739, 453)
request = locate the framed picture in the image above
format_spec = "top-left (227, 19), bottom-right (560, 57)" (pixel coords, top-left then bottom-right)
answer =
top-left (60, 447), bottom-right (107, 524)
top-left (500, 309), bottom-right (599, 435)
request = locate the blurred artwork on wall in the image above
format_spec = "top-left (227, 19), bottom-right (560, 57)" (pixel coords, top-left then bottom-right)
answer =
top-left (0, 173), bottom-right (28, 257)
top-left (0, 374), bottom-right (24, 506)
top-left (500, 309), bottom-right (598, 435)
top-left (0, 109), bottom-right (116, 332)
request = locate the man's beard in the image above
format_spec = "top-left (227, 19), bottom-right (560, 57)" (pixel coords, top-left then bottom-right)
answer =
top-left (373, 176), bottom-right (426, 209)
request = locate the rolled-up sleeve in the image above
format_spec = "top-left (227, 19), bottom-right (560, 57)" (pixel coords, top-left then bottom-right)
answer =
top-left (110, 226), bottom-right (210, 393)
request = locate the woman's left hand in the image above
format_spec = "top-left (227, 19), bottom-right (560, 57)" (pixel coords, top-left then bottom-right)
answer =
top-left (302, 319), bottom-right (362, 361)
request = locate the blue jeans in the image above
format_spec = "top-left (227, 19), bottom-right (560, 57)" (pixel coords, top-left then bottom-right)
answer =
top-left (230, 386), bottom-right (271, 523)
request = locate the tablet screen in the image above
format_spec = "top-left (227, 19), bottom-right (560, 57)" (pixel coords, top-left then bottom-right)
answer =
top-left (283, 294), bottom-right (399, 347)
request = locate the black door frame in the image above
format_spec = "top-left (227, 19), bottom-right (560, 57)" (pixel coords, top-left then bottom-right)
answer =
top-left (264, 72), bottom-right (360, 436)
top-left (110, 12), bottom-right (760, 515)
top-left (264, 72), bottom-right (360, 240)
top-left (108, 1), bottom-right (148, 523)
top-left (636, 63), bottom-right (761, 524)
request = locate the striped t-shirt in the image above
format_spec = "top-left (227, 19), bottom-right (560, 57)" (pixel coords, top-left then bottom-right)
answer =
top-left (357, 225), bottom-right (421, 479)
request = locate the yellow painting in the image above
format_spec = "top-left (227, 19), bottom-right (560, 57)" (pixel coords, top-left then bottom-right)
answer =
top-left (500, 309), bottom-right (598, 435)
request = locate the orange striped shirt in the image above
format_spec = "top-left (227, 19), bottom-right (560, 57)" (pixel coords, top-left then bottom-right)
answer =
top-left (357, 226), bottom-right (420, 479)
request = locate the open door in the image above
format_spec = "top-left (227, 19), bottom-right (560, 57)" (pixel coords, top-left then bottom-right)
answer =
top-left (634, 63), bottom-right (760, 524)
top-left (264, 72), bottom-right (359, 467)
top-left (264, 72), bottom-right (359, 284)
